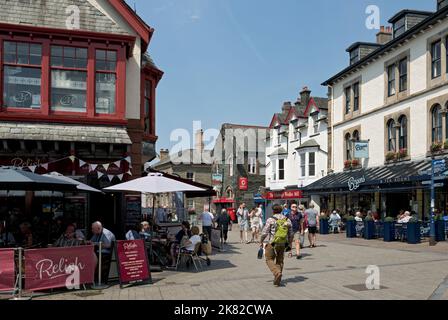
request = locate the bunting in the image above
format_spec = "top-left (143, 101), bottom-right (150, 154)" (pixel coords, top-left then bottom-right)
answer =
top-left (97, 171), bottom-right (104, 179)
top-left (79, 160), bottom-right (86, 168)
top-left (117, 174), bottom-right (124, 181)
top-left (29, 166), bottom-right (37, 173)
top-left (42, 163), bottom-right (48, 170)
top-left (90, 164), bottom-right (98, 172)
top-left (114, 160), bottom-right (121, 167)
top-left (108, 175), bottom-right (114, 182)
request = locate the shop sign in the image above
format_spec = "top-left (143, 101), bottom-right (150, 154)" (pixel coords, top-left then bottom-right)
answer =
top-left (239, 177), bottom-right (248, 191)
top-left (212, 174), bottom-right (223, 185)
top-left (348, 176), bottom-right (366, 191)
top-left (354, 141), bottom-right (369, 159)
top-left (0, 249), bottom-right (15, 292)
top-left (116, 240), bottom-right (151, 286)
top-left (264, 190), bottom-right (303, 200)
top-left (25, 246), bottom-right (96, 291)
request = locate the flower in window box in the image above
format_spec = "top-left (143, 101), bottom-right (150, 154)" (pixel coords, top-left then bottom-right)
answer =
top-left (351, 159), bottom-right (360, 167)
top-left (385, 152), bottom-right (397, 162)
top-left (344, 160), bottom-right (352, 169)
top-left (398, 148), bottom-right (408, 159)
top-left (431, 143), bottom-right (443, 153)
top-left (188, 208), bottom-right (196, 215)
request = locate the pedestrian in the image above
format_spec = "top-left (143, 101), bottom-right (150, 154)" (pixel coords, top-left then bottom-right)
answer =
top-left (216, 209), bottom-right (232, 244)
top-left (288, 203), bottom-right (304, 259)
top-left (282, 204), bottom-right (290, 218)
top-left (249, 207), bottom-right (262, 243)
top-left (304, 204), bottom-right (319, 248)
top-left (298, 205), bottom-right (307, 248)
top-left (199, 208), bottom-right (214, 241)
top-left (260, 204), bottom-right (293, 287)
top-left (237, 203), bottom-right (249, 244)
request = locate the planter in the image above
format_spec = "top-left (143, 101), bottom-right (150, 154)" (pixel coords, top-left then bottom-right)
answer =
top-left (407, 222), bottom-right (421, 244)
top-left (383, 222), bottom-right (395, 242)
top-left (319, 219), bottom-right (329, 235)
top-left (364, 220), bottom-right (375, 240)
top-left (346, 221), bottom-right (356, 238)
top-left (435, 220), bottom-right (446, 242)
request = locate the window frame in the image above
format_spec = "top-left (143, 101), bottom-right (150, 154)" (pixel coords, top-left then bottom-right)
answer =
top-left (432, 40), bottom-right (442, 79)
top-left (278, 159), bottom-right (285, 181)
top-left (387, 64), bottom-right (396, 97)
top-left (248, 157), bottom-right (257, 175)
top-left (0, 35), bottom-right (127, 124)
top-left (308, 152), bottom-right (316, 177)
top-left (399, 58), bottom-right (408, 92)
top-left (387, 120), bottom-right (397, 152)
top-left (431, 105), bottom-right (443, 144)
top-left (345, 133), bottom-right (352, 161)
top-left (399, 115), bottom-right (408, 150)
top-left (353, 82), bottom-right (360, 112)
top-left (95, 48), bottom-right (118, 115)
top-left (299, 153), bottom-right (306, 177)
top-left (344, 86), bottom-right (351, 115)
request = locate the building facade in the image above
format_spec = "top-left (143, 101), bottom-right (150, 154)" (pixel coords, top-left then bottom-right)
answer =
top-left (211, 123), bottom-right (268, 212)
top-left (305, 0), bottom-right (448, 218)
top-left (0, 0), bottom-right (163, 234)
top-left (266, 87), bottom-right (328, 211)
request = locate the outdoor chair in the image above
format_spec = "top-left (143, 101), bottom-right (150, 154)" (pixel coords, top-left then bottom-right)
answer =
top-left (175, 241), bottom-right (203, 272)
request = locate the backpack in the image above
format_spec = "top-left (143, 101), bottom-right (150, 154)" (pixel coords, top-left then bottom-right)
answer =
top-left (272, 217), bottom-right (288, 245)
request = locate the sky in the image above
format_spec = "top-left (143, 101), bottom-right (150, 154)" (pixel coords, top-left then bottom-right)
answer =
top-left (126, 0), bottom-right (435, 154)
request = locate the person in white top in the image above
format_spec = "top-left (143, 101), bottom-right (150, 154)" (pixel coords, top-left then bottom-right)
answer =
top-left (249, 207), bottom-right (262, 243)
top-left (398, 211), bottom-right (412, 224)
top-left (199, 209), bottom-right (214, 241)
top-left (184, 226), bottom-right (202, 251)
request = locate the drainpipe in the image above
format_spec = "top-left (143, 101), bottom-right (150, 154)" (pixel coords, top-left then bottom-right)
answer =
top-left (327, 85), bottom-right (335, 172)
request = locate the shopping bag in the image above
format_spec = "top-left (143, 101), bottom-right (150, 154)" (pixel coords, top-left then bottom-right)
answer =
top-left (202, 241), bottom-right (212, 255)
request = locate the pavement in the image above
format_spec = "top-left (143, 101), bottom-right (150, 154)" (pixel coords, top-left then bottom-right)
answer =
top-left (5, 229), bottom-right (448, 300)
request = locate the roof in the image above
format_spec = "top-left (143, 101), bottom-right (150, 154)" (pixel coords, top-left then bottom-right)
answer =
top-left (322, 6), bottom-right (448, 86)
top-left (346, 42), bottom-right (382, 52)
top-left (388, 9), bottom-right (434, 23)
top-left (303, 158), bottom-right (447, 194)
top-left (295, 139), bottom-right (320, 150)
top-left (142, 52), bottom-right (158, 69)
top-left (0, 122), bottom-right (132, 145)
top-left (268, 147), bottom-right (288, 157)
top-left (221, 123), bottom-right (269, 130)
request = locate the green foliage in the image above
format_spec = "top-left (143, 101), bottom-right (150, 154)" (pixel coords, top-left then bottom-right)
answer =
top-left (384, 217), bottom-right (395, 223)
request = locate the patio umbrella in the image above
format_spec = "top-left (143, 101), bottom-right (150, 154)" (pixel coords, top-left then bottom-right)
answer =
top-left (103, 172), bottom-right (206, 194)
top-left (0, 167), bottom-right (78, 191)
top-left (44, 172), bottom-right (102, 193)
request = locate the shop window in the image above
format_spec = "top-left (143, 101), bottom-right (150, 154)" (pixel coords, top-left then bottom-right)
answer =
top-left (95, 49), bottom-right (117, 114)
top-left (51, 46), bottom-right (87, 112)
top-left (144, 80), bottom-right (152, 134)
top-left (309, 152), bottom-right (316, 177)
top-left (399, 115), bottom-right (408, 149)
top-left (432, 105), bottom-right (443, 143)
top-left (3, 41), bottom-right (42, 109)
top-left (387, 120), bottom-right (396, 152)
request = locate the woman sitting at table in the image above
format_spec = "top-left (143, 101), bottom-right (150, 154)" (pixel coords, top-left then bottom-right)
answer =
top-left (398, 211), bottom-right (412, 224)
top-left (168, 221), bottom-right (191, 268)
top-left (140, 221), bottom-right (153, 241)
top-left (182, 226), bottom-right (202, 252)
top-left (126, 223), bottom-right (142, 240)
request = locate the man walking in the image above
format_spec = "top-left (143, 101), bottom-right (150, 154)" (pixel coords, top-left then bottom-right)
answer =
top-left (216, 209), bottom-right (232, 244)
top-left (260, 204), bottom-right (293, 287)
top-left (305, 204), bottom-right (319, 248)
top-left (237, 203), bottom-right (249, 244)
top-left (199, 208), bottom-right (214, 241)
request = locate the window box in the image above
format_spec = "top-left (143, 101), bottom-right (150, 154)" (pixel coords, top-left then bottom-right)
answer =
top-left (385, 152), bottom-right (397, 162)
top-left (351, 159), bottom-right (360, 168)
top-left (398, 148), bottom-right (408, 159)
top-left (344, 160), bottom-right (352, 169)
top-left (431, 143), bottom-right (443, 153)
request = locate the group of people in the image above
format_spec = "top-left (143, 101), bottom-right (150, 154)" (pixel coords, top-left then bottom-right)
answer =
top-left (236, 203), bottom-right (264, 244)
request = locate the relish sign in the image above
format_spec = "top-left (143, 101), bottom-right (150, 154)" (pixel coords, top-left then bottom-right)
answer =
top-left (0, 249), bottom-right (15, 292)
top-left (116, 240), bottom-right (151, 287)
top-left (25, 246), bottom-right (96, 291)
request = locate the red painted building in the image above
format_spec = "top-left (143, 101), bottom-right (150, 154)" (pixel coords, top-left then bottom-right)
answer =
top-left (0, 0), bottom-right (163, 235)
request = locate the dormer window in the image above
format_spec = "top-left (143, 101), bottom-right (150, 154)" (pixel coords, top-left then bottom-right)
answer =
top-left (393, 18), bottom-right (406, 38)
top-left (350, 49), bottom-right (359, 65)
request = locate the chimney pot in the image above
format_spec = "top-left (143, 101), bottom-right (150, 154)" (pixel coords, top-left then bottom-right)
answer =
top-left (376, 25), bottom-right (393, 45)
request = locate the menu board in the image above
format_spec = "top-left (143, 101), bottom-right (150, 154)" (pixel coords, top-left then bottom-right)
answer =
top-left (125, 195), bottom-right (142, 229)
top-left (116, 240), bottom-right (151, 287)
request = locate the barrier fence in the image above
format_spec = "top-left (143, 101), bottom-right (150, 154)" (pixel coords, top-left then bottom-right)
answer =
top-left (0, 240), bottom-right (151, 299)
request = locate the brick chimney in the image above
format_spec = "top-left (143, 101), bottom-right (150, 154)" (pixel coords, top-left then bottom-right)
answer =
top-left (300, 86), bottom-right (311, 107)
top-left (376, 26), bottom-right (393, 45)
top-left (159, 149), bottom-right (169, 161)
top-left (195, 129), bottom-right (204, 153)
top-left (282, 101), bottom-right (292, 113)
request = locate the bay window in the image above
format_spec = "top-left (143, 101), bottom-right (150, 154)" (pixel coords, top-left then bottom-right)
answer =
top-left (300, 154), bottom-right (306, 177)
top-left (95, 49), bottom-right (117, 114)
top-left (3, 41), bottom-right (42, 109)
top-left (51, 46), bottom-right (87, 112)
top-left (309, 152), bottom-right (316, 177)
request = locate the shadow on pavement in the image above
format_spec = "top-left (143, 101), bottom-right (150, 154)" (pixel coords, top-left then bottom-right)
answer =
top-left (283, 276), bottom-right (308, 284)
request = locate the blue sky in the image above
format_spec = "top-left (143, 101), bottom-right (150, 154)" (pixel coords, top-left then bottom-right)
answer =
top-left (127, 0), bottom-right (435, 152)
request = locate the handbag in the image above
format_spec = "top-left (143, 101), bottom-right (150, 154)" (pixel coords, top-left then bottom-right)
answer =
top-left (257, 247), bottom-right (264, 259)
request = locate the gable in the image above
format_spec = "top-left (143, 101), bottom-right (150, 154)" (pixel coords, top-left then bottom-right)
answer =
top-left (0, 0), bottom-right (130, 36)
top-left (269, 115), bottom-right (280, 129)
top-left (303, 98), bottom-right (320, 117)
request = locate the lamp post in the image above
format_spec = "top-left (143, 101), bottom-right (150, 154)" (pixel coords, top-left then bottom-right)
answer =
top-left (430, 155), bottom-right (436, 247)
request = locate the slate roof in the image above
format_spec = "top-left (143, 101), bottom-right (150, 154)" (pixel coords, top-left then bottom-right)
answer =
top-left (0, 0), bottom-right (130, 35)
top-left (0, 122), bottom-right (132, 145)
top-left (268, 147), bottom-right (288, 157)
top-left (295, 139), bottom-right (320, 150)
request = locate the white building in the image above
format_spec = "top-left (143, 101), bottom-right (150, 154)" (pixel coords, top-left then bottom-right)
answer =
top-left (266, 87), bottom-right (328, 211)
top-left (305, 0), bottom-right (448, 218)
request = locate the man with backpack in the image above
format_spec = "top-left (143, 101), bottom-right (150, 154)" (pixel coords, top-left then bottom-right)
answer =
top-left (260, 204), bottom-right (293, 287)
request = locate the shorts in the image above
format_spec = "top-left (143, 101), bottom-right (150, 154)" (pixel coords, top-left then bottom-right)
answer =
top-left (239, 221), bottom-right (249, 231)
top-left (294, 231), bottom-right (302, 241)
top-left (308, 226), bottom-right (317, 234)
